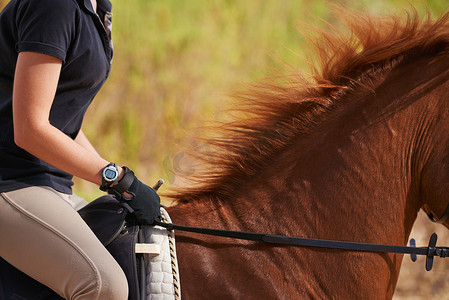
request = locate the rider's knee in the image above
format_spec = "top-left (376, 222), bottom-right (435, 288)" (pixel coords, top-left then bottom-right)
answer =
top-left (96, 269), bottom-right (129, 300)
top-left (71, 267), bottom-right (128, 300)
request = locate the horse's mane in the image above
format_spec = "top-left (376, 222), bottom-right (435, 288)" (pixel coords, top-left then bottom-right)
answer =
top-left (167, 7), bottom-right (449, 204)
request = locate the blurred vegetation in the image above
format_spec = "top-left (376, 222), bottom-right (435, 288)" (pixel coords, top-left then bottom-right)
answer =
top-left (74, 0), bottom-right (448, 200)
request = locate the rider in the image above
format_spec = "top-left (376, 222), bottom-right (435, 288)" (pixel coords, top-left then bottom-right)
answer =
top-left (0, 0), bottom-right (160, 299)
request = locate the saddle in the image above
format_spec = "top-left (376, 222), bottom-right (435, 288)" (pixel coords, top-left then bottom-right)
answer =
top-left (0, 195), bottom-right (180, 300)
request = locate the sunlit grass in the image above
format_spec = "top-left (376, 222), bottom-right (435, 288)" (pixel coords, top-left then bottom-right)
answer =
top-left (76, 0), bottom-right (448, 199)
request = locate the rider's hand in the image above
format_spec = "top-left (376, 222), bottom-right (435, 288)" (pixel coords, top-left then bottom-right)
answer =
top-left (107, 167), bottom-right (161, 225)
top-left (124, 177), bottom-right (161, 225)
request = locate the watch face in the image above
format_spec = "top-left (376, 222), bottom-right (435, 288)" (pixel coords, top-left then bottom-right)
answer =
top-left (105, 169), bottom-right (116, 180)
top-left (103, 165), bottom-right (118, 182)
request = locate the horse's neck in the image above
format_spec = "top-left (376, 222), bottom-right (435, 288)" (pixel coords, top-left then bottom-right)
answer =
top-left (280, 113), bottom-right (419, 243)
top-left (165, 53), bottom-right (449, 300)
top-left (166, 134), bottom-right (415, 298)
top-left (164, 84), bottom-right (427, 300)
top-left (169, 88), bottom-right (426, 243)
top-left (269, 54), bottom-right (449, 244)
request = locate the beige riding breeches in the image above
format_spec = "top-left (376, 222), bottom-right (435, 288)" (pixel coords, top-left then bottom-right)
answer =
top-left (0, 186), bottom-right (128, 300)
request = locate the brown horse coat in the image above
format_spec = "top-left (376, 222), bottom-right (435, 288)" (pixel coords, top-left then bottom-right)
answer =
top-left (166, 8), bottom-right (449, 299)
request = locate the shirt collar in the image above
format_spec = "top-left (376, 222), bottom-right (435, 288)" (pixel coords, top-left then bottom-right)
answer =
top-left (81, 0), bottom-right (112, 14)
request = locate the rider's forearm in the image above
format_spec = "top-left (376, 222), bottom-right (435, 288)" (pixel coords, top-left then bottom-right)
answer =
top-left (73, 130), bottom-right (127, 183)
top-left (15, 121), bottom-right (109, 186)
top-left (75, 129), bottom-right (102, 159)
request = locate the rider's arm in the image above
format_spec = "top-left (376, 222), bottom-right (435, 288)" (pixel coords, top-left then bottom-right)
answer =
top-left (75, 130), bottom-right (102, 159)
top-left (14, 51), bottom-right (160, 224)
top-left (12, 51), bottom-right (120, 185)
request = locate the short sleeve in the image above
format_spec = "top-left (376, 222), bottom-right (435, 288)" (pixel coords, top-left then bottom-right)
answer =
top-left (15, 0), bottom-right (78, 62)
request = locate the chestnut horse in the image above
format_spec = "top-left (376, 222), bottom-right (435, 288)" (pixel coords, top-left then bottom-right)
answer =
top-left (165, 9), bottom-right (449, 299)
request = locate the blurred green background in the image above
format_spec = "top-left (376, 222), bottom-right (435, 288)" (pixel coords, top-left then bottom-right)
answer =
top-left (0, 0), bottom-right (446, 198)
top-left (0, 0), bottom-right (448, 298)
top-left (79, 0), bottom-right (448, 200)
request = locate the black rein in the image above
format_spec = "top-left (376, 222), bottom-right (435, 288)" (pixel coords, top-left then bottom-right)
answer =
top-left (153, 220), bottom-right (449, 271)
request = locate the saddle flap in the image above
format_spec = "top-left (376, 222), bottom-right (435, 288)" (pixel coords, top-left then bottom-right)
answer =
top-left (78, 195), bottom-right (128, 246)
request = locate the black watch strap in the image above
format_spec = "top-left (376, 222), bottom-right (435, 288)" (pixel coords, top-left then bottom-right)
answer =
top-left (107, 166), bottom-right (136, 200)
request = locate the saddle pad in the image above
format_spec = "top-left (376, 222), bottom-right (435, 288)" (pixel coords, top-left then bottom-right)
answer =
top-left (142, 208), bottom-right (181, 300)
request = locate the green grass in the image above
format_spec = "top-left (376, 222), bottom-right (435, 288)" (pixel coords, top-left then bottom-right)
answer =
top-left (77, 0), bottom-right (448, 199)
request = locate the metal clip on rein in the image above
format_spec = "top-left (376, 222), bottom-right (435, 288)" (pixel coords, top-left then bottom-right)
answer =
top-left (409, 233), bottom-right (449, 271)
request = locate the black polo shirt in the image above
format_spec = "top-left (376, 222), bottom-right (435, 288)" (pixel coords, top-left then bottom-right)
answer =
top-left (0, 0), bottom-right (113, 194)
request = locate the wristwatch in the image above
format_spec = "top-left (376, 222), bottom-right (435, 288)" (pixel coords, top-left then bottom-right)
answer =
top-left (100, 162), bottom-right (119, 191)
top-left (107, 166), bottom-right (136, 200)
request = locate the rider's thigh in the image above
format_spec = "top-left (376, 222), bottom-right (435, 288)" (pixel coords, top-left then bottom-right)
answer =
top-left (0, 186), bottom-right (128, 300)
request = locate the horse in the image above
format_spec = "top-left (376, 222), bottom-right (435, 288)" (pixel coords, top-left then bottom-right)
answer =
top-left (164, 8), bottom-right (449, 299)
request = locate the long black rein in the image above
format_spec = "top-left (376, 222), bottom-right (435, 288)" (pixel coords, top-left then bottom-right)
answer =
top-left (150, 179), bottom-right (449, 271)
top-left (153, 220), bottom-right (449, 271)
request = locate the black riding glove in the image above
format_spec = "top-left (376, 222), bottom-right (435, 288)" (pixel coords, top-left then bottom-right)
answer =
top-left (107, 167), bottom-right (161, 225)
